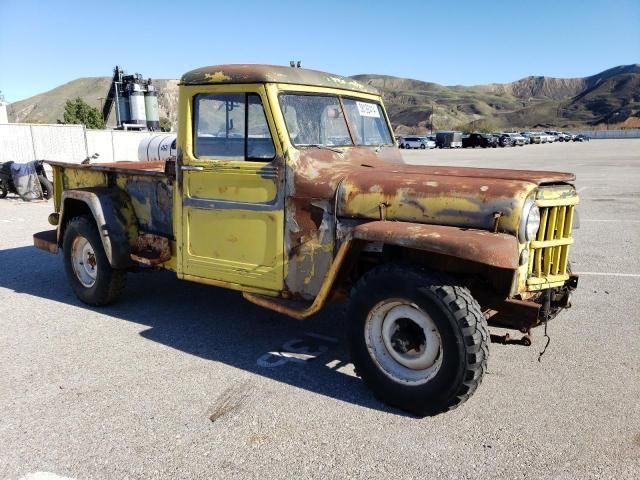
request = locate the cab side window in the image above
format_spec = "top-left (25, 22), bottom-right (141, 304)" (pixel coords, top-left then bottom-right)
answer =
top-left (193, 93), bottom-right (275, 161)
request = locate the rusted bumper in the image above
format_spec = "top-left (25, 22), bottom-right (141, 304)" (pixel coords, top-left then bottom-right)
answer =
top-left (33, 230), bottom-right (59, 254)
top-left (484, 278), bottom-right (577, 331)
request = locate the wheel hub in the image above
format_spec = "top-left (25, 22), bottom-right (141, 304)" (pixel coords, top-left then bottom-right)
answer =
top-left (71, 236), bottom-right (97, 288)
top-left (365, 299), bottom-right (443, 385)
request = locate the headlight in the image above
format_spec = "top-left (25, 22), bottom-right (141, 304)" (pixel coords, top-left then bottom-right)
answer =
top-left (519, 200), bottom-right (541, 243)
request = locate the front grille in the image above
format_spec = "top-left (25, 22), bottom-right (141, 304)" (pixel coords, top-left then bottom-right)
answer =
top-left (527, 195), bottom-right (578, 286)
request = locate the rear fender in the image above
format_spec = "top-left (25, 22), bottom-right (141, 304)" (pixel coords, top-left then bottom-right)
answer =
top-left (351, 221), bottom-right (518, 270)
top-left (59, 187), bottom-right (138, 269)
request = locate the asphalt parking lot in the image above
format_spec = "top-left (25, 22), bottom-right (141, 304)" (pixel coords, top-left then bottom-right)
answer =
top-left (1, 139), bottom-right (639, 480)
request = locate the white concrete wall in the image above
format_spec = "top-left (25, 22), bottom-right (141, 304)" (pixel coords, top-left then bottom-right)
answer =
top-left (0, 124), bottom-right (35, 162)
top-left (85, 130), bottom-right (115, 163)
top-left (112, 131), bottom-right (152, 162)
top-left (0, 103), bottom-right (8, 124)
top-left (31, 124), bottom-right (86, 162)
top-left (0, 123), bottom-right (154, 164)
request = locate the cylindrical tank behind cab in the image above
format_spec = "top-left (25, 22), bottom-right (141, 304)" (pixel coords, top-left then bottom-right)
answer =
top-left (116, 93), bottom-right (130, 125)
top-left (129, 84), bottom-right (146, 125)
top-left (144, 86), bottom-right (160, 131)
top-left (138, 134), bottom-right (176, 162)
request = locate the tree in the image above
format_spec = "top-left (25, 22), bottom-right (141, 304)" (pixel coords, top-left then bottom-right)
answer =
top-left (159, 116), bottom-right (172, 132)
top-left (62, 97), bottom-right (105, 129)
top-left (458, 118), bottom-right (497, 133)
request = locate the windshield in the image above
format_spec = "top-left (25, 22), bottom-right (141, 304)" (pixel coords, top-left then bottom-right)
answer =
top-left (279, 94), bottom-right (393, 147)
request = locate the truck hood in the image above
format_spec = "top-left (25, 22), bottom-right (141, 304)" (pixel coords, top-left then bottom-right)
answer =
top-left (292, 146), bottom-right (575, 235)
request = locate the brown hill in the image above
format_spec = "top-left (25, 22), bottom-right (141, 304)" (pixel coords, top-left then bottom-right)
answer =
top-left (8, 64), bottom-right (640, 133)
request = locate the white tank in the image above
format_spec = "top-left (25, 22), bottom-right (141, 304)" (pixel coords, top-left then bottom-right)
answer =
top-left (144, 85), bottom-right (160, 131)
top-left (138, 134), bottom-right (176, 162)
top-left (129, 83), bottom-right (146, 125)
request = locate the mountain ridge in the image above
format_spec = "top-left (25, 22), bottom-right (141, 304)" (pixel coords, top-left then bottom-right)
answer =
top-left (8, 64), bottom-right (640, 132)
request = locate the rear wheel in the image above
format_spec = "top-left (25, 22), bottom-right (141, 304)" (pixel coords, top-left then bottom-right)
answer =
top-left (347, 264), bottom-right (489, 416)
top-left (0, 181), bottom-right (7, 199)
top-left (63, 215), bottom-right (126, 306)
top-left (38, 175), bottom-right (53, 200)
top-left (420, 144), bottom-right (426, 149)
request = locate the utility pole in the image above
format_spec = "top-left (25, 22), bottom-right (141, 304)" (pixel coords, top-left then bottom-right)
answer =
top-left (430, 103), bottom-right (434, 134)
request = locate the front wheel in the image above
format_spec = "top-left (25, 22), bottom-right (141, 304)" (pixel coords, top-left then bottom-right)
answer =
top-left (420, 144), bottom-right (426, 149)
top-left (63, 215), bottom-right (126, 306)
top-left (347, 264), bottom-right (489, 416)
top-left (0, 181), bottom-right (7, 199)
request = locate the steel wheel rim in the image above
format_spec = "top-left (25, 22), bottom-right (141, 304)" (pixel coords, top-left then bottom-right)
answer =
top-left (71, 236), bottom-right (97, 288)
top-left (365, 299), bottom-right (443, 385)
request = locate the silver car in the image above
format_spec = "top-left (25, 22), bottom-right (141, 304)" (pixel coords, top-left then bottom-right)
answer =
top-left (402, 137), bottom-right (433, 149)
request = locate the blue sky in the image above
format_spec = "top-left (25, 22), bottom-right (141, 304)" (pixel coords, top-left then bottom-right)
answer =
top-left (0, 0), bottom-right (638, 102)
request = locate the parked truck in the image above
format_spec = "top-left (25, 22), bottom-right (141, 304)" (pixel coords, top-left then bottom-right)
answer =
top-left (34, 64), bottom-right (579, 416)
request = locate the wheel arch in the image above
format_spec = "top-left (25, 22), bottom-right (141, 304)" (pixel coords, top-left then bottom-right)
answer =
top-left (58, 187), bottom-right (139, 269)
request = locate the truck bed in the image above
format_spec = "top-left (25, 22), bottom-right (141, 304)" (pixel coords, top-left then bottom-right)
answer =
top-left (48, 160), bottom-right (174, 239)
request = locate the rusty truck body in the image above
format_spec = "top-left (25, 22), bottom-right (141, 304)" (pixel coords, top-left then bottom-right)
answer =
top-left (34, 64), bottom-right (579, 415)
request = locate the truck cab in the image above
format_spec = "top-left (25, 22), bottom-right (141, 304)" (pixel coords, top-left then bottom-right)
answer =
top-left (34, 64), bottom-right (579, 416)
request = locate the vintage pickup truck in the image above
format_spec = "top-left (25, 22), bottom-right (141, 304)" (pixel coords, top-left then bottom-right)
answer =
top-left (34, 64), bottom-right (579, 415)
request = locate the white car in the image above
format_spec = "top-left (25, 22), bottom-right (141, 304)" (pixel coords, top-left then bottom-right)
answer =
top-left (401, 136), bottom-right (433, 149)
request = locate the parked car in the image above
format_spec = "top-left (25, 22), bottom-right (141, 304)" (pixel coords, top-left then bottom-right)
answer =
top-left (436, 131), bottom-right (463, 148)
top-left (501, 133), bottom-right (527, 146)
top-left (462, 133), bottom-right (497, 148)
top-left (573, 134), bottom-right (591, 142)
top-left (418, 136), bottom-right (436, 149)
top-left (492, 134), bottom-right (511, 147)
top-left (497, 133), bottom-right (525, 147)
top-left (401, 137), bottom-right (432, 149)
top-left (521, 132), bottom-right (541, 144)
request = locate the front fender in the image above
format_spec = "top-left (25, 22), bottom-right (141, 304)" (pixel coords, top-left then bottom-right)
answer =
top-left (59, 187), bottom-right (139, 269)
top-left (352, 221), bottom-right (518, 270)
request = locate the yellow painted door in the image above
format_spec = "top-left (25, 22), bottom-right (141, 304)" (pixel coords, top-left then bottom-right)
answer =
top-left (178, 86), bottom-right (285, 293)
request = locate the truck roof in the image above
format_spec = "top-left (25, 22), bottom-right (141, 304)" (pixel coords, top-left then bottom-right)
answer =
top-left (180, 64), bottom-right (379, 95)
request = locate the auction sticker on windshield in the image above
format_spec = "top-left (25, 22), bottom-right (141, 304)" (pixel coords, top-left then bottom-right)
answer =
top-left (356, 101), bottom-right (380, 118)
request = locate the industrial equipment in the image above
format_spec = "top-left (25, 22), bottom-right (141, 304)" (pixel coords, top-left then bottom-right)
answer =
top-left (102, 66), bottom-right (161, 131)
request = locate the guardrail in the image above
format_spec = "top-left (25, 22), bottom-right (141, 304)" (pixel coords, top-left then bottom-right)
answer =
top-left (573, 129), bottom-right (640, 139)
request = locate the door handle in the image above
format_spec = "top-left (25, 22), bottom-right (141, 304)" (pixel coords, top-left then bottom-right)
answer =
top-left (181, 165), bottom-right (204, 171)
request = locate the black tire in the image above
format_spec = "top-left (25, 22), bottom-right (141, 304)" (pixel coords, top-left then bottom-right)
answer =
top-left (38, 175), bottom-right (53, 200)
top-left (420, 144), bottom-right (426, 149)
top-left (0, 181), bottom-right (7, 199)
top-left (347, 264), bottom-right (489, 416)
top-left (63, 215), bottom-right (126, 306)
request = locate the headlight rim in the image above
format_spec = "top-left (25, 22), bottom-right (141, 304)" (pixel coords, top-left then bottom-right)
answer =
top-left (519, 200), bottom-right (541, 243)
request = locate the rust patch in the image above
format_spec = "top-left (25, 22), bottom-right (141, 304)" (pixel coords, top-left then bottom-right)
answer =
top-left (130, 233), bottom-right (171, 266)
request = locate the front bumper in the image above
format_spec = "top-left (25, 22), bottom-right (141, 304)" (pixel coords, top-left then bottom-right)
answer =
top-left (484, 274), bottom-right (579, 332)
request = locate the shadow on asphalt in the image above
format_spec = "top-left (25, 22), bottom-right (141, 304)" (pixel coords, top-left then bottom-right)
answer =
top-left (0, 245), bottom-right (408, 416)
